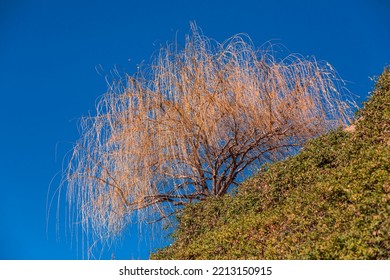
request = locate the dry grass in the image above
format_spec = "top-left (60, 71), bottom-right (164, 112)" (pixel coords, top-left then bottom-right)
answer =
top-left (64, 24), bottom-right (353, 254)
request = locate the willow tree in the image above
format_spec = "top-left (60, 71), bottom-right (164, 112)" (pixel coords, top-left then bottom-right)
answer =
top-left (65, 25), bottom-right (351, 246)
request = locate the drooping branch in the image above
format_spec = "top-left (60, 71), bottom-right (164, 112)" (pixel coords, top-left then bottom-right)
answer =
top-left (64, 24), bottom-right (353, 247)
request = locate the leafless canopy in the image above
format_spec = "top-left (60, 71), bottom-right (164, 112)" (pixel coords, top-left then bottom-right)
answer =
top-left (65, 25), bottom-right (351, 243)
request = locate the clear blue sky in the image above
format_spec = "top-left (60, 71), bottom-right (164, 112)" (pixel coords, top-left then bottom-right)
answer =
top-left (0, 0), bottom-right (388, 260)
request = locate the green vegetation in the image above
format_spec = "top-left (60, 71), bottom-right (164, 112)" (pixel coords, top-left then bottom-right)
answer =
top-left (151, 67), bottom-right (390, 259)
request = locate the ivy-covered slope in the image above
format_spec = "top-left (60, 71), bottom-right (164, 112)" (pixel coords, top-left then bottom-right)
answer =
top-left (151, 68), bottom-right (390, 260)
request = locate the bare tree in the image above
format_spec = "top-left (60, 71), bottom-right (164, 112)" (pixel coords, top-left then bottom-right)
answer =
top-left (64, 24), bottom-right (351, 248)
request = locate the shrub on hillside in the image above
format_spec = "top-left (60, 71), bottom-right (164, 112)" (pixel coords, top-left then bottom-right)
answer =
top-left (151, 67), bottom-right (389, 259)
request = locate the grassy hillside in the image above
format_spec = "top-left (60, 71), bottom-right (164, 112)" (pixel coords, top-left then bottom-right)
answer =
top-left (151, 68), bottom-right (390, 260)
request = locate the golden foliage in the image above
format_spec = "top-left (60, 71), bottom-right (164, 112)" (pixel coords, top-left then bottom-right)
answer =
top-left (65, 24), bottom-right (352, 244)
